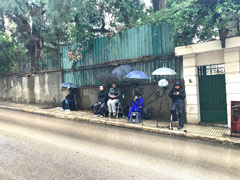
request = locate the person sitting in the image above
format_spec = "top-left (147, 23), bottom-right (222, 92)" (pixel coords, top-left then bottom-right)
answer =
top-left (61, 88), bottom-right (75, 111)
top-left (92, 85), bottom-right (108, 118)
top-left (107, 82), bottom-right (121, 117)
top-left (128, 95), bottom-right (143, 119)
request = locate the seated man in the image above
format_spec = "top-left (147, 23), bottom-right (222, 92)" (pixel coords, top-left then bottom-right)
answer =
top-left (61, 88), bottom-right (75, 111)
top-left (128, 95), bottom-right (143, 119)
top-left (92, 85), bottom-right (108, 118)
top-left (107, 82), bottom-right (121, 117)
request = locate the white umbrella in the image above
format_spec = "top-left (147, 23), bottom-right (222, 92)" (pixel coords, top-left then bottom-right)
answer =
top-left (152, 67), bottom-right (177, 76)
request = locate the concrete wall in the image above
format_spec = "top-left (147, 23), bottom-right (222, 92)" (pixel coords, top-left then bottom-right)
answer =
top-left (175, 36), bottom-right (240, 127)
top-left (0, 71), bottom-right (63, 106)
top-left (78, 81), bottom-right (182, 119)
top-left (0, 70), bottom-right (183, 119)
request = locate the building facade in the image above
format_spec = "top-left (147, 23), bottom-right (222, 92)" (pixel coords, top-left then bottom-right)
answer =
top-left (175, 37), bottom-right (240, 127)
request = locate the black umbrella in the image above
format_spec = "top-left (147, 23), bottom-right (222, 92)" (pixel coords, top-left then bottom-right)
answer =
top-left (110, 64), bottom-right (132, 81)
top-left (97, 73), bottom-right (120, 85)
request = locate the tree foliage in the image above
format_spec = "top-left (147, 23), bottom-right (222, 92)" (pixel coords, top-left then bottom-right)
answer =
top-left (0, 31), bottom-right (24, 73)
top-left (0, 0), bottom-right (148, 72)
top-left (148, 0), bottom-right (240, 45)
top-left (1, 0), bottom-right (240, 73)
top-left (0, 0), bottom-right (45, 71)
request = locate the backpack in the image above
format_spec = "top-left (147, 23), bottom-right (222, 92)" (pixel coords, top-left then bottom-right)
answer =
top-left (142, 107), bottom-right (151, 120)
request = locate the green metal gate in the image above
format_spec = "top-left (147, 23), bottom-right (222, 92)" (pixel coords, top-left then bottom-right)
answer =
top-left (198, 64), bottom-right (227, 124)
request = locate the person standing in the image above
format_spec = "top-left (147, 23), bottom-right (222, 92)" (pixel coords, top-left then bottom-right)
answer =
top-left (92, 85), bottom-right (108, 118)
top-left (107, 82), bottom-right (121, 117)
top-left (168, 81), bottom-right (186, 130)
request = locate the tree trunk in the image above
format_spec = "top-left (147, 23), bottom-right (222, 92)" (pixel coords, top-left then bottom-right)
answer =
top-left (17, 52), bottom-right (21, 72)
top-left (35, 41), bottom-right (38, 71)
top-left (29, 44), bottom-right (36, 72)
top-left (152, 0), bottom-right (166, 11)
top-left (0, 13), bottom-right (5, 32)
top-left (57, 31), bottom-right (61, 69)
top-left (237, 16), bottom-right (240, 36)
top-left (219, 29), bottom-right (229, 48)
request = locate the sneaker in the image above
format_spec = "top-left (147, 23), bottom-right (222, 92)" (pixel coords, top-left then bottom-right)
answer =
top-left (100, 115), bottom-right (104, 118)
top-left (65, 109), bottom-right (70, 112)
top-left (108, 113), bottom-right (112, 117)
top-left (177, 126), bottom-right (183, 130)
top-left (93, 114), bottom-right (99, 117)
top-left (61, 108), bottom-right (65, 112)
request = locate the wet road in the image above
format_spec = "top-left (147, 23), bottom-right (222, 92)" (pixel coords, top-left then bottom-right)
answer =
top-left (0, 108), bottom-right (239, 180)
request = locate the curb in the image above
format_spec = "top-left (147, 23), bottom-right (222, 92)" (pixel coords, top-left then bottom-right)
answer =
top-left (1, 105), bottom-right (240, 146)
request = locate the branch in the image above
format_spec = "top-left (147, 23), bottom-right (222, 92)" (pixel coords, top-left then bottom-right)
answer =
top-left (91, 28), bottom-right (111, 33)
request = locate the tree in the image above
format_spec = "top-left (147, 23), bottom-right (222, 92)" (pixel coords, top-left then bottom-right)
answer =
top-left (72, 0), bottom-right (148, 43)
top-left (165, 0), bottom-right (240, 45)
top-left (0, 0), bottom-right (150, 72)
top-left (107, 0), bottom-right (147, 28)
top-left (0, 32), bottom-right (24, 73)
top-left (0, 0), bottom-right (45, 71)
top-left (44, 0), bottom-right (75, 68)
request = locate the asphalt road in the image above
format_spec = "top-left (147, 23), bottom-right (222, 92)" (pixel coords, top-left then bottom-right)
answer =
top-left (0, 108), bottom-right (239, 180)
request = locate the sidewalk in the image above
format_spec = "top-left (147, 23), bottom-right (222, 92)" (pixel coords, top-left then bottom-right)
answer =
top-left (0, 101), bottom-right (239, 146)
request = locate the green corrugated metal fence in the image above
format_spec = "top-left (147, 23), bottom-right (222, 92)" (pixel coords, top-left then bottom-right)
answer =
top-left (61, 24), bottom-right (174, 69)
top-left (61, 23), bottom-right (182, 87)
top-left (63, 57), bottom-right (183, 87)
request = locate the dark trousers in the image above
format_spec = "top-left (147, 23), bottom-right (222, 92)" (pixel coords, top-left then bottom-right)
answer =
top-left (93, 102), bottom-right (106, 115)
top-left (171, 101), bottom-right (185, 127)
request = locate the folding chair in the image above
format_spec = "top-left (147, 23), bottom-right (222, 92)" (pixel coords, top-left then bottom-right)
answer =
top-left (115, 102), bottom-right (125, 118)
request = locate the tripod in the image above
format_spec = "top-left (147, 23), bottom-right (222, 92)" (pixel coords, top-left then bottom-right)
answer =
top-left (156, 87), bottom-right (173, 130)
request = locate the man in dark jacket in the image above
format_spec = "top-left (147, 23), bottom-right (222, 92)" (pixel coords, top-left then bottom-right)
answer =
top-left (107, 82), bottom-right (121, 117)
top-left (168, 81), bottom-right (186, 130)
top-left (93, 85), bottom-right (108, 118)
top-left (61, 88), bottom-right (75, 111)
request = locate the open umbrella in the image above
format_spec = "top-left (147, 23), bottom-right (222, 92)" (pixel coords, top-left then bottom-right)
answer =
top-left (96, 73), bottom-right (111, 84)
top-left (125, 70), bottom-right (150, 95)
top-left (125, 70), bottom-right (150, 80)
top-left (152, 67), bottom-right (177, 76)
top-left (111, 64), bottom-right (132, 74)
top-left (110, 64), bottom-right (132, 81)
top-left (60, 83), bottom-right (78, 89)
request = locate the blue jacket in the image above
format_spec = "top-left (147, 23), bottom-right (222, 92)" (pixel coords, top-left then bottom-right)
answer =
top-left (128, 96), bottom-right (143, 118)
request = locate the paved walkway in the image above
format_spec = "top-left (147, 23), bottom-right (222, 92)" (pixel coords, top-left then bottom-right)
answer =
top-left (0, 101), bottom-right (239, 146)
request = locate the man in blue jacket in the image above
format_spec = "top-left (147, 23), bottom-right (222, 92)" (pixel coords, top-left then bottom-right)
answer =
top-left (168, 81), bottom-right (186, 130)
